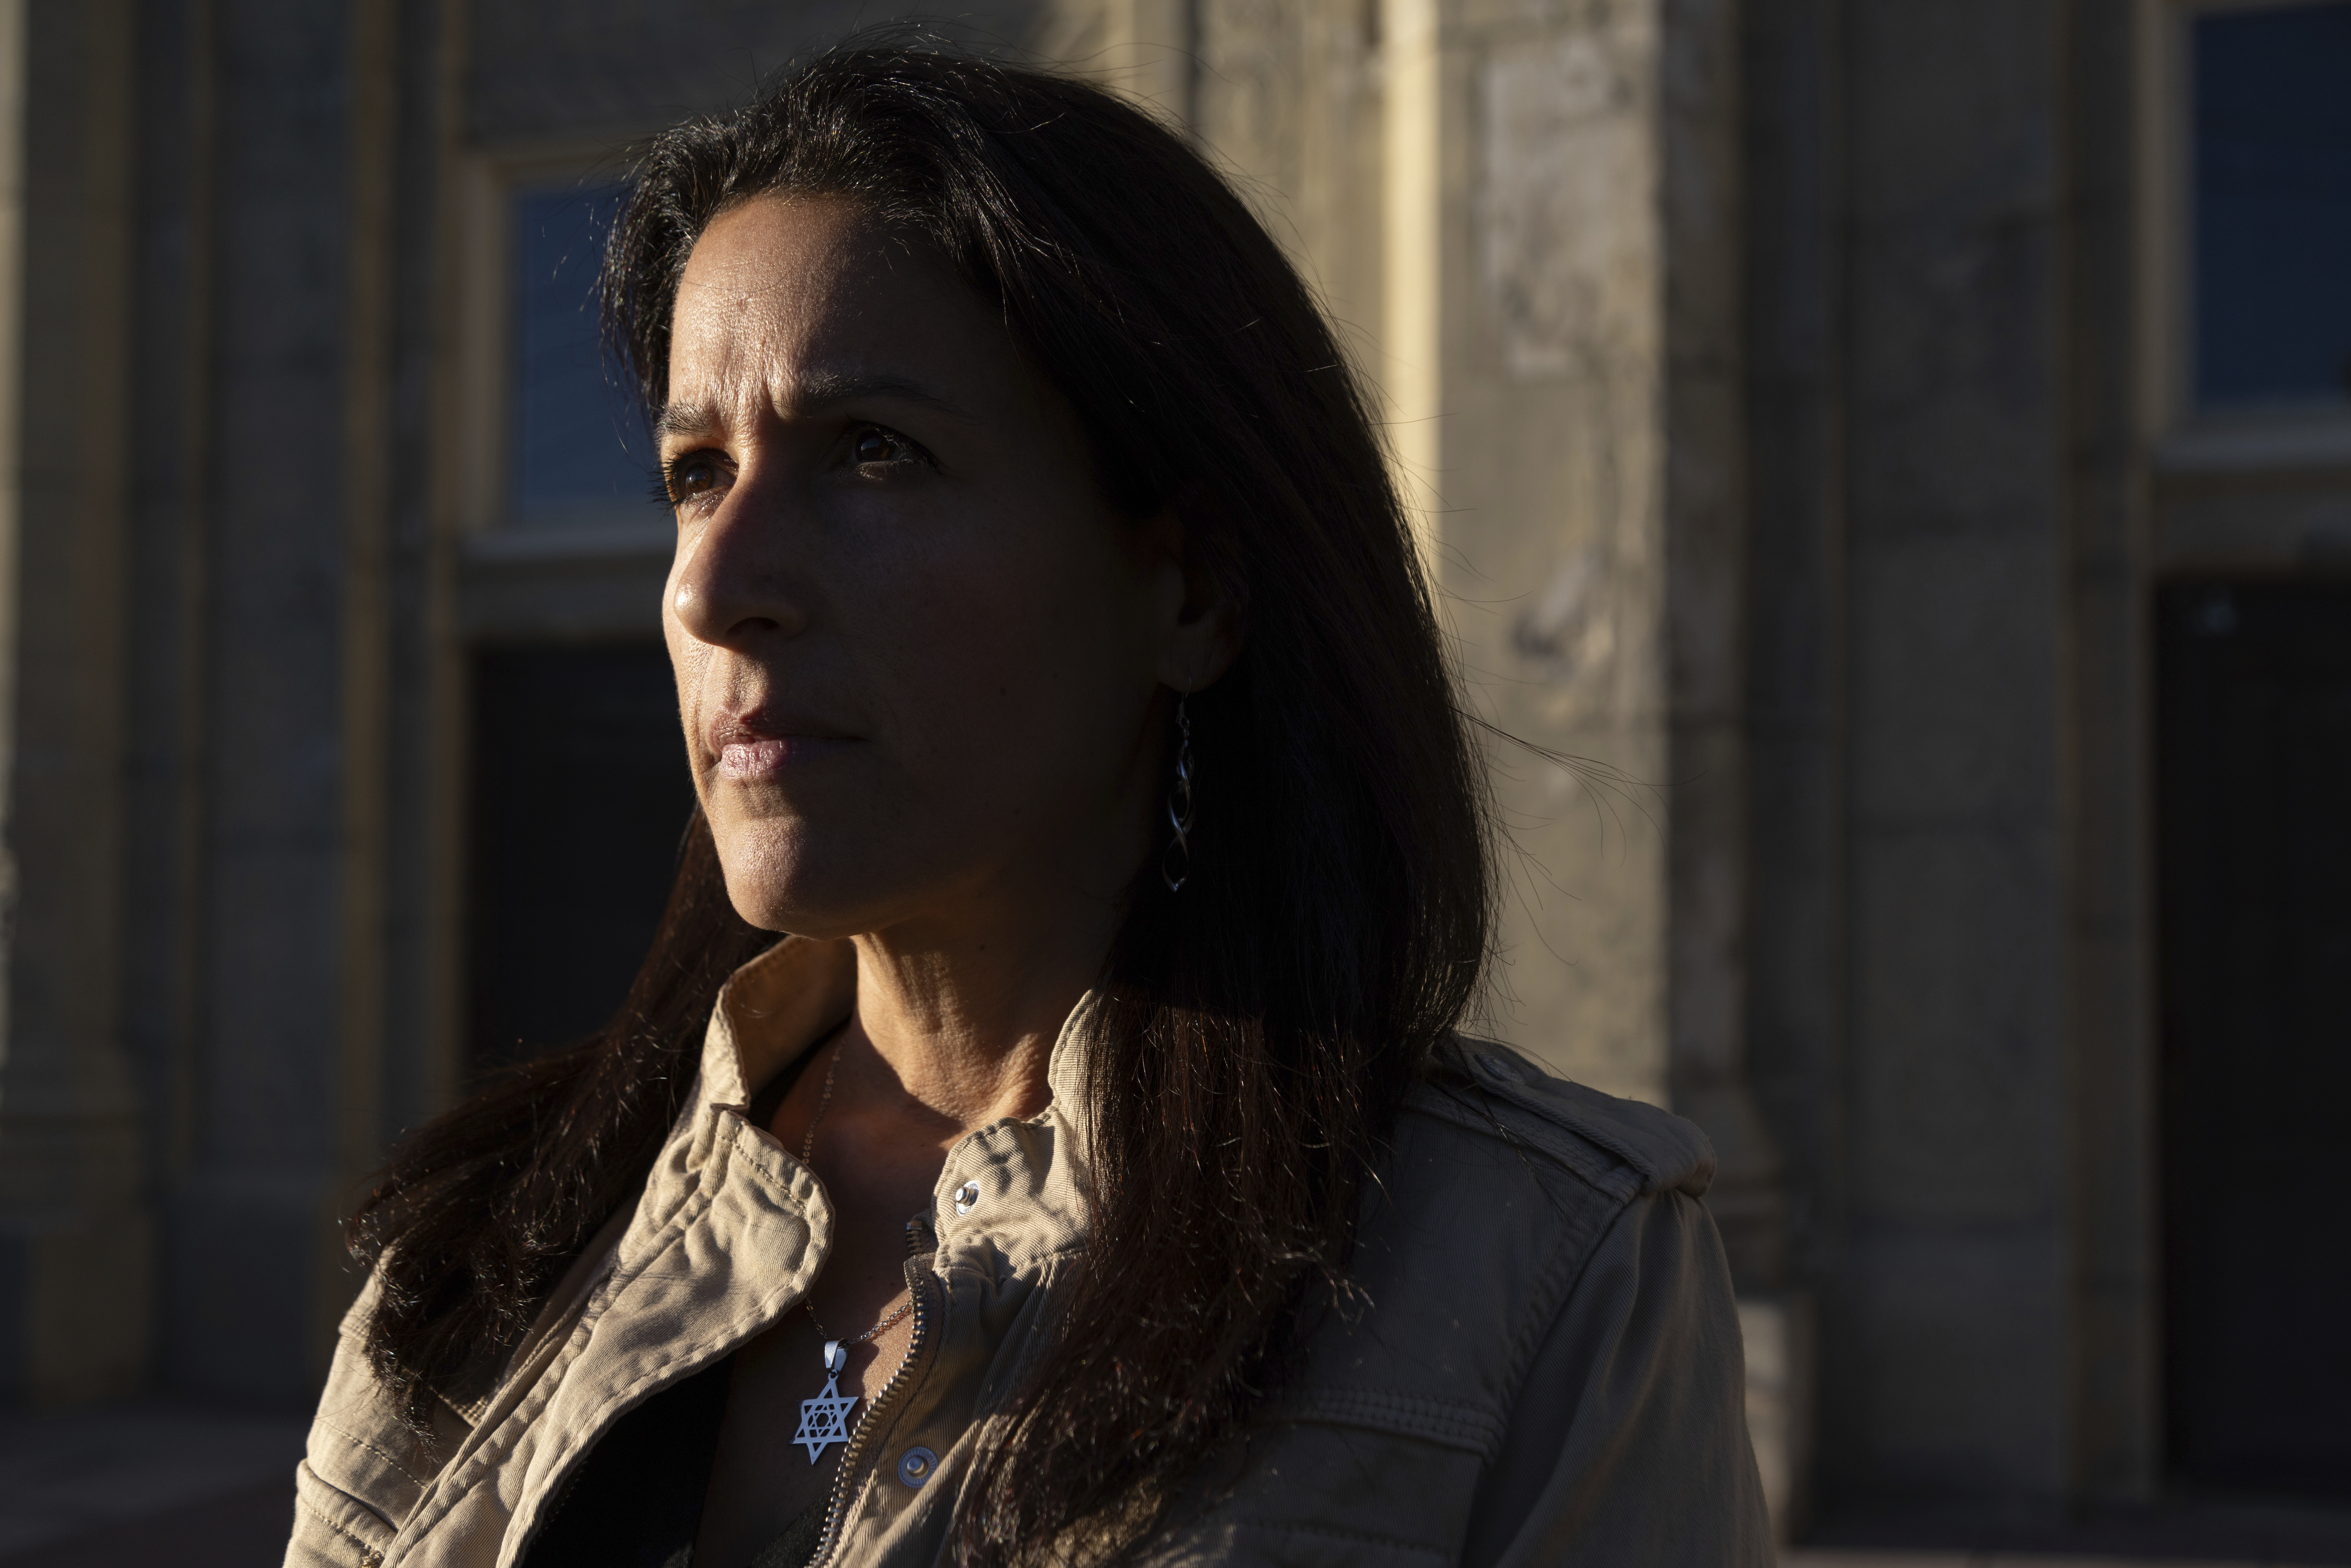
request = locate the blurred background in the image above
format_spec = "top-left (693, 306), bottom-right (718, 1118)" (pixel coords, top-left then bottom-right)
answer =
top-left (0, 0), bottom-right (2345, 1562)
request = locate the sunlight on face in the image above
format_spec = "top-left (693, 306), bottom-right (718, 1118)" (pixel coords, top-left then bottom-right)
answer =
top-left (659, 195), bottom-right (1181, 940)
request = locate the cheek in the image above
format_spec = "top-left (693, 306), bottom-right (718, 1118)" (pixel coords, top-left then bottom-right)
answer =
top-left (663, 624), bottom-right (724, 779)
top-left (663, 619), bottom-right (699, 725)
top-left (892, 547), bottom-right (1135, 709)
top-left (849, 538), bottom-right (1152, 799)
top-left (862, 588), bottom-right (1029, 764)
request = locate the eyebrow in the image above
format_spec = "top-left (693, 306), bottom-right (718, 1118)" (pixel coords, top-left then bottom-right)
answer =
top-left (653, 369), bottom-right (971, 442)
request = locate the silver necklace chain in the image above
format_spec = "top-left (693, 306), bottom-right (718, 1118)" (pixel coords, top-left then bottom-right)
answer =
top-left (797, 1038), bottom-right (914, 1347)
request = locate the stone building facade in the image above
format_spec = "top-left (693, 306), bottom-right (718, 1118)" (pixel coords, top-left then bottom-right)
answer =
top-left (0, 0), bottom-right (2344, 1544)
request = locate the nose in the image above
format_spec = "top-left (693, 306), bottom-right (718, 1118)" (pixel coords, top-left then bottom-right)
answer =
top-left (667, 469), bottom-right (810, 649)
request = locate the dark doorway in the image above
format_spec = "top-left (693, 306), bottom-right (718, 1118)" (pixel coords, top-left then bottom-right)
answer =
top-left (2157, 578), bottom-right (2351, 1499)
top-left (469, 644), bottom-right (699, 1070)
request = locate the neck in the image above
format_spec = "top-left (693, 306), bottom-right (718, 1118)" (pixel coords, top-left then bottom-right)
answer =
top-left (840, 880), bottom-right (1119, 1136)
top-left (819, 721), bottom-right (1165, 1143)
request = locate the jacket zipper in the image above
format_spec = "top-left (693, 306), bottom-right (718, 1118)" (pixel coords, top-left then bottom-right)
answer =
top-left (808, 1216), bottom-right (940, 1568)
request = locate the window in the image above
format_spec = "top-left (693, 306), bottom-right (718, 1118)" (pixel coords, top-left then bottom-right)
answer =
top-left (511, 181), bottom-right (650, 528)
top-left (2190, 2), bottom-right (2351, 410)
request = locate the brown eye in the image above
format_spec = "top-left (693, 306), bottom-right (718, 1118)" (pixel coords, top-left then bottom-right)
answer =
top-left (668, 453), bottom-right (723, 500)
top-left (852, 426), bottom-right (898, 465)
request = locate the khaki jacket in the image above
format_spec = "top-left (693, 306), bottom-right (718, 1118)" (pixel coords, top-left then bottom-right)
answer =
top-left (288, 936), bottom-right (1771, 1568)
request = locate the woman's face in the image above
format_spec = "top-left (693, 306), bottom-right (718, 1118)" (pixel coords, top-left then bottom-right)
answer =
top-left (660, 194), bottom-right (1210, 938)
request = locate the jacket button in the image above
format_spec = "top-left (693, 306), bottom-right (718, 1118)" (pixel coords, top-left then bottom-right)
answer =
top-left (953, 1181), bottom-right (980, 1216)
top-left (1477, 1053), bottom-right (1520, 1084)
top-left (898, 1446), bottom-right (938, 1487)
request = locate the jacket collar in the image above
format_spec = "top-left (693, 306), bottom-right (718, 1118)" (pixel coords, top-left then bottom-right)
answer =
top-left (697, 934), bottom-right (1105, 1118)
top-left (693, 934), bottom-right (1103, 1273)
top-left (698, 934), bottom-right (860, 1111)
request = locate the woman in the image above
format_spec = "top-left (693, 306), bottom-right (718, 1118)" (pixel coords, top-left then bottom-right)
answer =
top-left (289, 44), bottom-right (1768, 1568)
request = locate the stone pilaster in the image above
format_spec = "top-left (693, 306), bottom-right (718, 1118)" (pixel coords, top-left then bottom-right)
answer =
top-left (0, 0), bottom-right (151, 1406)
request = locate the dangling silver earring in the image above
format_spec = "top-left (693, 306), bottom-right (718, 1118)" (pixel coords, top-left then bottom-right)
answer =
top-left (1161, 692), bottom-right (1196, 893)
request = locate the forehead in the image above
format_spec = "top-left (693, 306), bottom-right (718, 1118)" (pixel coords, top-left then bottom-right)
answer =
top-left (666, 194), bottom-right (1005, 403)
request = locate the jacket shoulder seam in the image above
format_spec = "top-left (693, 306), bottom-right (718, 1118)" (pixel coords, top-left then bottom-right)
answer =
top-left (1488, 1184), bottom-right (1665, 1468)
top-left (1401, 1077), bottom-right (1643, 1204)
top-left (1413, 1038), bottom-right (1715, 1197)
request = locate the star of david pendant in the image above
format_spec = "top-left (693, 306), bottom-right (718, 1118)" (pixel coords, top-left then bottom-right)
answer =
top-left (796, 1340), bottom-right (861, 1464)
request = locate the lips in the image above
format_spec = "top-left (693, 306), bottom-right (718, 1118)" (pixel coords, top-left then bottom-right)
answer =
top-left (708, 708), bottom-right (860, 780)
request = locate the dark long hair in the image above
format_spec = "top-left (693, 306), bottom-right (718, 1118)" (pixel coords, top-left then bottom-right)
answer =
top-left (351, 43), bottom-right (1492, 1565)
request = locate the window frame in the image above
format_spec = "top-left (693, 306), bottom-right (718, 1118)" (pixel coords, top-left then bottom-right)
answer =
top-left (2137, 0), bottom-right (2351, 474)
top-left (445, 142), bottom-right (675, 645)
top-left (450, 144), bottom-right (668, 547)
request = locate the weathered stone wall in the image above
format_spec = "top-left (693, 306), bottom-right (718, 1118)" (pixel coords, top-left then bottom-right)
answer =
top-left (1841, 0), bottom-right (2075, 1499)
top-left (1438, 0), bottom-right (1675, 1111)
top-left (1741, 0), bottom-right (2163, 1516)
top-left (0, 0), bottom-right (148, 1406)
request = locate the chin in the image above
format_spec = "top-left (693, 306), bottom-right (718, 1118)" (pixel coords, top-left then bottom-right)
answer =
top-left (709, 814), bottom-right (884, 940)
top-left (712, 824), bottom-right (818, 933)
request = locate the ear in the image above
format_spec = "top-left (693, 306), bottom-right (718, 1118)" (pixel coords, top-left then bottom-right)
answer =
top-left (1141, 506), bottom-right (1244, 693)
